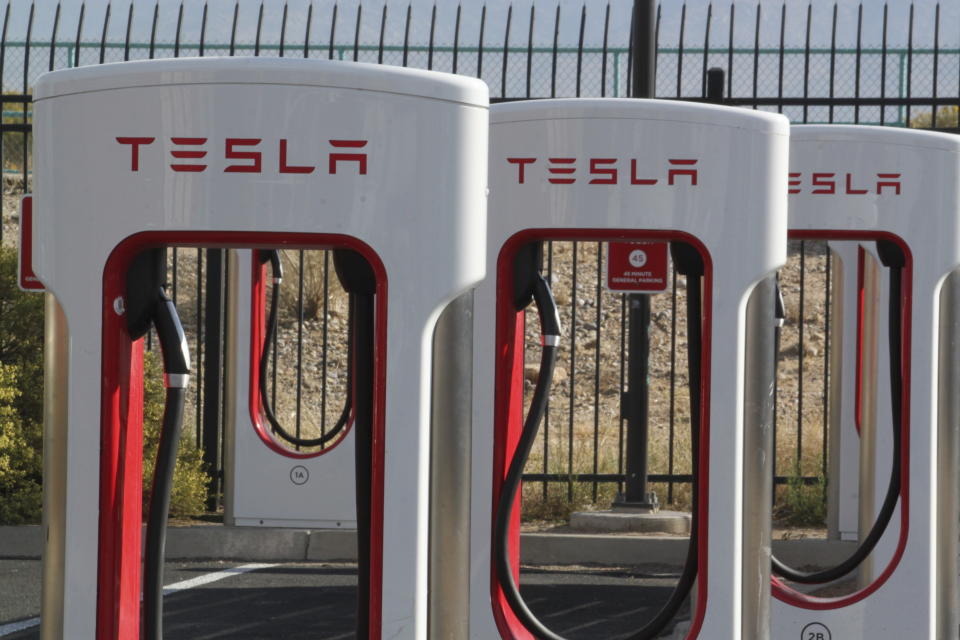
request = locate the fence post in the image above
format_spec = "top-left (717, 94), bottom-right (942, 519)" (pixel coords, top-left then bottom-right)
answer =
top-left (615, 0), bottom-right (659, 512)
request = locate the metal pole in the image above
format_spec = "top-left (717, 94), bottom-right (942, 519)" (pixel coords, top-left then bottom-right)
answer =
top-left (631, 0), bottom-right (656, 98)
top-left (201, 248), bottom-right (225, 510)
top-left (620, 294), bottom-right (656, 508)
top-left (707, 67), bottom-right (725, 103)
top-left (616, 0), bottom-right (659, 511)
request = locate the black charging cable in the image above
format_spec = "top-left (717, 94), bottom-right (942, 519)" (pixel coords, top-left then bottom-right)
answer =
top-left (771, 241), bottom-right (904, 585)
top-left (328, 248), bottom-right (377, 639)
top-left (258, 249), bottom-right (353, 448)
top-left (142, 287), bottom-right (191, 640)
top-left (493, 275), bottom-right (563, 640)
top-left (350, 291), bottom-right (375, 639)
top-left (494, 242), bottom-right (704, 639)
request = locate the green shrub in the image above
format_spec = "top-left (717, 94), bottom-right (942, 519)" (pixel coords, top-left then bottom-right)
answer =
top-left (0, 247), bottom-right (44, 524)
top-left (141, 350), bottom-right (209, 518)
top-left (909, 105), bottom-right (959, 130)
top-left (0, 247), bottom-right (207, 520)
top-left (775, 473), bottom-right (827, 528)
top-left (0, 363), bottom-right (42, 524)
top-left (0, 248), bottom-right (44, 425)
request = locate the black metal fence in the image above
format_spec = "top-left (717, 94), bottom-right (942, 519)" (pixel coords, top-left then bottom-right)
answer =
top-left (1, 1), bottom-right (957, 510)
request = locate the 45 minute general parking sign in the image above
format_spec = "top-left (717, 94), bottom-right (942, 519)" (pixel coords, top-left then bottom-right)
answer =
top-left (605, 241), bottom-right (670, 293)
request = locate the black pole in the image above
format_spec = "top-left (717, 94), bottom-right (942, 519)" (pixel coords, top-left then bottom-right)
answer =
top-left (201, 249), bottom-right (225, 511)
top-left (619, 294), bottom-right (657, 508)
top-left (706, 67), bottom-right (725, 103)
top-left (616, 0), bottom-right (659, 511)
top-left (631, 0), bottom-right (655, 98)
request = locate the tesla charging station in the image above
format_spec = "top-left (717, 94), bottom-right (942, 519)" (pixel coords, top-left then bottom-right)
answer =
top-left (471, 99), bottom-right (789, 639)
top-left (27, 58), bottom-right (486, 639)
top-left (773, 125), bottom-right (960, 639)
top-left (223, 249), bottom-right (357, 528)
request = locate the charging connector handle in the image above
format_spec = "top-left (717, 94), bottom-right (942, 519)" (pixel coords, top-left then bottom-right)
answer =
top-left (154, 293), bottom-right (191, 387)
top-left (533, 275), bottom-right (561, 343)
top-left (259, 247), bottom-right (284, 283)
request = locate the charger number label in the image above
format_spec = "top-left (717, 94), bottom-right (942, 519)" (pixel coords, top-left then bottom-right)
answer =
top-left (290, 465), bottom-right (310, 486)
top-left (801, 622), bottom-right (831, 640)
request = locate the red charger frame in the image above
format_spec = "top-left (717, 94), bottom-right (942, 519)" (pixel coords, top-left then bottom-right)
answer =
top-left (772, 230), bottom-right (913, 610)
top-left (855, 246), bottom-right (866, 436)
top-left (489, 228), bottom-right (714, 639)
top-left (98, 231), bottom-right (388, 639)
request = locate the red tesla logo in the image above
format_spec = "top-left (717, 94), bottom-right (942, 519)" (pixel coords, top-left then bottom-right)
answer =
top-left (506, 157), bottom-right (699, 186)
top-left (116, 137), bottom-right (369, 175)
top-left (788, 172), bottom-right (901, 195)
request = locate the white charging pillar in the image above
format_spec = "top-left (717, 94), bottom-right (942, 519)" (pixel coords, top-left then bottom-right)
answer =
top-left (774, 124), bottom-right (960, 639)
top-left (223, 249), bottom-right (358, 529)
top-left (826, 240), bottom-right (869, 543)
top-left (29, 58), bottom-right (486, 640)
top-left (471, 99), bottom-right (789, 639)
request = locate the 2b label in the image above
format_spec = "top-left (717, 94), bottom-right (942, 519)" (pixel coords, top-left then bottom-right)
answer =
top-left (801, 622), bottom-right (831, 640)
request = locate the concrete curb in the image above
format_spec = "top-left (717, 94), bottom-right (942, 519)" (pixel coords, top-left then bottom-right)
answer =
top-left (306, 529), bottom-right (357, 561)
top-left (771, 538), bottom-right (859, 569)
top-left (1, 525), bottom-right (856, 568)
top-left (0, 526), bottom-right (41, 559)
top-left (165, 527), bottom-right (311, 562)
top-left (570, 510), bottom-right (691, 534)
top-left (523, 533), bottom-right (691, 566)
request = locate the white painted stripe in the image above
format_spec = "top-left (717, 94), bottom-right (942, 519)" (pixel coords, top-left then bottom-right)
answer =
top-left (0, 617), bottom-right (40, 636)
top-left (162, 562), bottom-right (276, 595)
top-left (0, 563), bottom-right (276, 637)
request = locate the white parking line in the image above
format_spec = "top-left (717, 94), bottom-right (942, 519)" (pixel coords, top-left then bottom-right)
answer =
top-left (0, 563), bottom-right (276, 637)
top-left (162, 562), bottom-right (276, 595)
top-left (0, 618), bottom-right (39, 637)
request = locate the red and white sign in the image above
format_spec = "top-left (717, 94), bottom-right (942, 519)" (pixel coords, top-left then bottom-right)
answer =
top-left (18, 195), bottom-right (43, 292)
top-left (605, 241), bottom-right (669, 293)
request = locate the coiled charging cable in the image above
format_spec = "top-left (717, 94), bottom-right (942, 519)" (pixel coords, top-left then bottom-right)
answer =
top-left (771, 242), bottom-right (904, 584)
top-left (258, 249), bottom-right (352, 448)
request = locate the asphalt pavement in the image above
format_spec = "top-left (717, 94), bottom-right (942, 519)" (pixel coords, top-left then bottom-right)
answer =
top-left (0, 560), bottom-right (40, 634)
top-left (0, 559), bottom-right (689, 639)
